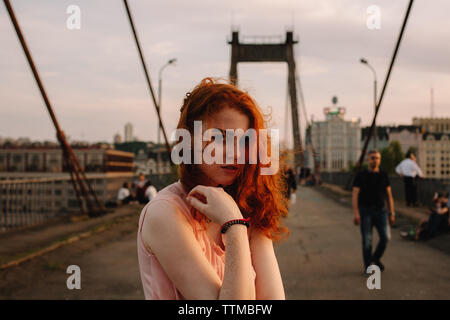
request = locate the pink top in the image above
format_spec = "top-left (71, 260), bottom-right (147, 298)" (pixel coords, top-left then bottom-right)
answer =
top-left (137, 180), bottom-right (257, 300)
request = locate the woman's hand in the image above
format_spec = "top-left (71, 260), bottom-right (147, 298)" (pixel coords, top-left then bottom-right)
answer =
top-left (185, 185), bottom-right (243, 225)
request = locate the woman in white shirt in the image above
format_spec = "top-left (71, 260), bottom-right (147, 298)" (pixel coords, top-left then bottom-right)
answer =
top-left (117, 182), bottom-right (132, 205)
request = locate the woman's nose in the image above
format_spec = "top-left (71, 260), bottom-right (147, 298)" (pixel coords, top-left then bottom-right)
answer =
top-left (224, 139), bottom-right (240, 164)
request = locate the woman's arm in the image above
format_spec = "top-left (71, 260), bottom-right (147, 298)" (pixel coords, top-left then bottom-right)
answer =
top-left (142, 199), bottom-right (255, 300)
top-left (249, 228), bottom-right (285, 300)
top-left (219, 225), bottom-right (256, 299)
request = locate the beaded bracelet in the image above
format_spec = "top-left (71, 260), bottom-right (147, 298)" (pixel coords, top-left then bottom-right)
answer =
top-left (221, 217), bottom-right (250, 234)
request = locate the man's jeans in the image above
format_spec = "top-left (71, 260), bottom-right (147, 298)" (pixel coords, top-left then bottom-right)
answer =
top-left (359, 206), bottom-right (389, 268)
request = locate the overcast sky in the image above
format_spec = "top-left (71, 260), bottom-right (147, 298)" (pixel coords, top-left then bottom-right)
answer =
top-left (1, 0), bottom-right (449, 146)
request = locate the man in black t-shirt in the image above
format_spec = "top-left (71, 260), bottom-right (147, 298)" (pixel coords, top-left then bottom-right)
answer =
top-left (352, 150), bottom-right (395, 272)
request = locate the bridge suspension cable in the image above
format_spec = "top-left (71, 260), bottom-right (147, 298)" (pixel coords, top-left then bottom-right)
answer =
top-left (3, 0), bottom-right (106, 217)
top-left (295, 55), bottom-right (321, 182)
top-left (122, 0), bottom-right (173, 156)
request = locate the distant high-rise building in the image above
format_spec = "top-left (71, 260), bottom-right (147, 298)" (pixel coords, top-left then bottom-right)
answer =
top-left (124, 123), bottom-right (133, 142)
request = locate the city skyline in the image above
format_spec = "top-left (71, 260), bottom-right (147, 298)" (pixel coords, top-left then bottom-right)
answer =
top-left (1, 0), bottom-right (450, 145)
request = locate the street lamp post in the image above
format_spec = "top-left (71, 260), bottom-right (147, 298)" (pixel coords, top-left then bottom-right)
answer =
top-left (360, 58), bottom-right (378, 150)
top-left (157, 58), bottom-right (176, 175)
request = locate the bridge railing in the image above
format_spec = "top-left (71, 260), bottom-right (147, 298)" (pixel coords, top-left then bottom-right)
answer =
top-left (0, 173), bottom-right (178, 233)
top-left (0, 177), bottom-right (64, 232)
top-left (320, 171), bottom-right (450, 207)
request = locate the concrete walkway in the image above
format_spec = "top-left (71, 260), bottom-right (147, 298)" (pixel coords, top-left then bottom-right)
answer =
top-left (0, 207), bottom-right (144, 299)
top-left (277, 186), bottom-right (450, 299)
top-left (0, 203), bottom-right (143, 267)
top-left (1, 187), bottom-right (449, 299)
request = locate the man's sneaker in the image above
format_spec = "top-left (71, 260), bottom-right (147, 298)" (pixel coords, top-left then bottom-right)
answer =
top-left (373, 260), bottom-right (385, 272)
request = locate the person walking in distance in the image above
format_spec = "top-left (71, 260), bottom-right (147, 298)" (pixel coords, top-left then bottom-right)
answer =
top-left (352, 150), bottom-right (395, 272)
top-left (395, 151), bottom-right (423, 207)
top-left (284, 166), bottom-right (297, 205)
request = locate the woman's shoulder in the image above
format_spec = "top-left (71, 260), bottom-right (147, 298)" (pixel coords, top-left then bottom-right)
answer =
top-left (143, 199), bottom-right (186, 226)
top-left (142, 180), bottom-right (194, 226)
top-left (153, 180), bottom-right (186, 199)
top-left (140, 198), bottom-right (194, 257)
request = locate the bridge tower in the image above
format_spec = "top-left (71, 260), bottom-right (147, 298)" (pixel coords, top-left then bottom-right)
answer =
top-left (228, 31), bottom-right (303, 168)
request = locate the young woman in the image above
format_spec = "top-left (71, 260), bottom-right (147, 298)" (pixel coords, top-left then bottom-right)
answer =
top-left (137, 78), bottom-right (289, 300)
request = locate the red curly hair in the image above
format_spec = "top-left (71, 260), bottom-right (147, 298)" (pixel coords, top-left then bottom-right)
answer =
top-left (176, 78), bottom-right (289, 243)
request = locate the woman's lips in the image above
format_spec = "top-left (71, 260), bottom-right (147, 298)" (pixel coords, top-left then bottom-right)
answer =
top-left (220, 165), bottom-right (238, 172)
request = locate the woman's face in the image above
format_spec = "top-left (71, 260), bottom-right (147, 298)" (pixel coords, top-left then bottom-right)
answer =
top-left (198, 106), bottom-right (250, 187)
